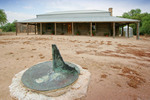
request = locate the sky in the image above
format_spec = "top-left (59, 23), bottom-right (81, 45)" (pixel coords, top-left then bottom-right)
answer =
top-left (0, 0), bottom-right (150, 23)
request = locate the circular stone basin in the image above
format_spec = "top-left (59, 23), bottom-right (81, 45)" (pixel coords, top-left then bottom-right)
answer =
top-left (21, 61), bottom-right (80, 91)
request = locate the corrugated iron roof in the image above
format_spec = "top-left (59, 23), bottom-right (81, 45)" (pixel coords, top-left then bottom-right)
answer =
top-left (18, 10), bottom-right (139, 23)
top-left (38, 10), bottom-right (109, 16)
top-left (18, 16), bottom-right (139, 23)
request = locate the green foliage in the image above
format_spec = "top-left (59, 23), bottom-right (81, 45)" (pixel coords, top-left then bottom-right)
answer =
top-left (122, 12), bottom-right (130, 18)
top-left (121, 9), bottom-right (150, 35)
top-left (51, 30), bottom-right (54, 34)
top-left (0, 20), bottom-right (16, 32)
top-left (104, 33), bottom-right (109, 36)
top-left (75, 30), bottom-right (80, 35)
top-left (122, 9), bottom-right (141, 18)
top-left (129, 24), bottom-right (136, 35)
top-left (140, 14), bottom-right (150, 34)
top-left (92, 31), bottom-right (95, 36)
top-left (0, 9), bottom-right (7, 25)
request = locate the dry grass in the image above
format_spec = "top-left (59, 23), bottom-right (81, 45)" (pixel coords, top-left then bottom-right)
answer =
top-left (101, 74), bottom-right (107, 78)
top-left (16, 58), bottom-right (19, 60)
top-left (110, 66), bottom-right (122, 69)
top-left (0, 41), bottom-right (11, 44)
top-left (100, 41), bottom-right (104, 45)
top-left (39, 54), bottom-right (43, 56)
top-left (39, 53), bottom-right (45, 59)
top-left (85, 40), bottom-right (90, 43)
top-left (117, 44), bottom-right (130, 47)
top-left (117, 66), bottom-right (146, 88)
top-left (125, 48), bottom-right (150, 57)
top-left (32, 49), bottom-right (36, 51)
top-left (6, 52), bottom-right (14, 55)
top-left (69, 40), bottom-right (77, 43)
top-left (40, 56), bottom-right (45, 59)
top-left (122, 67), bottom-right (139, 76)
top-left (20, 48), bottom-right (24, 49)
top-left (116, 83), bottom-right (121, 87)
top-left (23, 41), bottom-right (30, 44)
top-left (102, 50), bottom-right (113, 53)
top-left (119, 74), bottom-right (146, 88)
top-left (28, 37), bottom-right (50, 41)
top-left (86, 44), bottom-right (97, 48)
top-left (30, 56), bottom-right (34, 58)
top-left (107, 41), bottom-right (112, 45)
top-left (76, 50), bottom-right (86, 54)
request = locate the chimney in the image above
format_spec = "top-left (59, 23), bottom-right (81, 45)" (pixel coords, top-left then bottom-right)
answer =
top-left (109, 8), bottom-right (113, 16)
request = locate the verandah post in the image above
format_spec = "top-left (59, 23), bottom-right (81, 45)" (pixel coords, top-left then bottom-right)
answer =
top-left (90, 22), bottom-right (92, 36)
top-left (127, 23), bottom-right (129, 38)
top-left (113, 22), bottom-right (115, 38)
top-left (16, 22), bottom-right (18, 36)
top-left (55, 23), bottom-right (56, 35)
top-left (40, 23), bottom-right (42, 35)
top-left (27, 23), bottom-right (29, 35)
top-left (35, 23), bottom-right (37, 35)
top-left (136, 22), bottom-right (140, 40)
top-left (72, 22), bottom-right (74, 35)
top-left (122, 25), bottom-right (124, 36)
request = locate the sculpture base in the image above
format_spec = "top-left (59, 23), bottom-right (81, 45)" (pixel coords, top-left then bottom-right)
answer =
top-left (9, 64), bottom-right (91, 100)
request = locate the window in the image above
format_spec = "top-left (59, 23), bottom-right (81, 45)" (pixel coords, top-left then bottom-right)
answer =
top-left (92, 23), bottom-right (96, 30)
top-left (47, 24), bottom-right (51, 30)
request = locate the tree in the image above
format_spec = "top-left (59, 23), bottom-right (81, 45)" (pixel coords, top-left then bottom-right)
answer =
top-left (140, 14), bottom-right (150, 34)
top-left (122, 9), bottom-right (141, 18)
top-left (0, 9), bottom-right (7, 25)
top-left (0, 20), bottom-right (16, 32)
top-left (129, 9), bottom-right (141, 16)
top-left (121, 9), bottom-right (150, 35)
top-left (122, 9), bottom-right (142, 34)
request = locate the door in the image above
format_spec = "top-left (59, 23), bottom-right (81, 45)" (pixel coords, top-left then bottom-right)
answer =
top-left (68, 23), bottom-right (72, 35)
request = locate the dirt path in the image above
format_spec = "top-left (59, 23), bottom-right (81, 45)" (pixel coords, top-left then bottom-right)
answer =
top-left (0, 34), bottom-right (150, 100)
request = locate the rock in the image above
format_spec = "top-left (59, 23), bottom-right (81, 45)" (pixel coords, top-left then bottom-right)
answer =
top-left (9, 64), bottom-right (91, 100)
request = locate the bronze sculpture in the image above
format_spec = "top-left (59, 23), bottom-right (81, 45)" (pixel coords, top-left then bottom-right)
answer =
top-left (21, 44), bottom-right (80, 91)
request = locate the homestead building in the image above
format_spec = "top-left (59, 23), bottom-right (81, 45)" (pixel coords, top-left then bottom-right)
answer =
top-left (17, 8), bottom-right (140, 39)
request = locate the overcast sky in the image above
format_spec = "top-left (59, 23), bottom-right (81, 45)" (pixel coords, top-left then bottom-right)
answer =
top-left (0, 0), bottom-right (150, 22)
